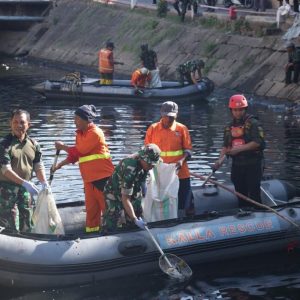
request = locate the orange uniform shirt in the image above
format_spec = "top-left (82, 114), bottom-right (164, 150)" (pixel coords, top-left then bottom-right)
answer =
top-left (145, 120), bottom-right (192, 179)
top-left (68, 123), bottom-right (114, 183)
top-left (131, 69), bottom-right (151, 88)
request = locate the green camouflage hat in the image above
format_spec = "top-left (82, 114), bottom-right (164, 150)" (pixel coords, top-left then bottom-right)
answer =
top-left (138, 144), bottom-right (161, 166)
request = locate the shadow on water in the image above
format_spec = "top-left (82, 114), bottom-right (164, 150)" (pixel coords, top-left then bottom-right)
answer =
top-left (2, 251), bottom-right (300, 300)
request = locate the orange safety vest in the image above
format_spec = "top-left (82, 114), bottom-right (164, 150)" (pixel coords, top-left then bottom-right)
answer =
top-left (145, 120), bottom-right (192, 179)
top-left (99, 48), bottom-right (114, 74)
top-left (75, 123), bottom-right (114, 183)
top-left (131, 69), bottom-right (151, 87)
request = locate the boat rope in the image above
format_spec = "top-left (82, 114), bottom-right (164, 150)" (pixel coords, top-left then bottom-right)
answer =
top-left (190, 172), bottom-right (300, 230)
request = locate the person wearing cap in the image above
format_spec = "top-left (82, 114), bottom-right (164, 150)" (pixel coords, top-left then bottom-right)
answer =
top-left (144, 101), bottom-right (194, 217)
top-left (214, 95), bottom-right (265, 208)
top-left (52, 105), bottom-right (114, 233)
top-left (102, 144), bottom-right (161, 232)
top-left (176, 59), bottom-right (205, 86)
top-left (131, 67), bottom-right (152, 94)
top-left (98, 41), bottom-right (124, 85)
top-left (140, 44), bottom-right (162, 88)
top-left (0, 109), bottom-right (48, 232)
top-left (285, 42), bottom-right (300, 85)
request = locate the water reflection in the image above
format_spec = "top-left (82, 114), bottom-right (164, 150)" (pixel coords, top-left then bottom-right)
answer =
top-left (1, 60), bottom-right (300, 299)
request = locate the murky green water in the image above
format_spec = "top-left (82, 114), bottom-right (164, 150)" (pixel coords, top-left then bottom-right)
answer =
top-left (1, 58), bottom-right (300, 299)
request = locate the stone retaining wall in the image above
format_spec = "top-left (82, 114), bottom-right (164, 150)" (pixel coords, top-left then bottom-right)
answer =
top-left (2, 0), bottom-right (300, 100)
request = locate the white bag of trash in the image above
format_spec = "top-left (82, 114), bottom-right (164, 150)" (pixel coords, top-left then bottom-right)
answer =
top-left (32, 190), bottom-right (65, 235)
top-left (142, 162), bottom-right (179, 222)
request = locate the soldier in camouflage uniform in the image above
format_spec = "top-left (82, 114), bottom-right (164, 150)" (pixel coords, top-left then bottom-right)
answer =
top-left (0, 109), bottom-right (48, 231)
top-left (102, 144), bottom-right (161, 233)
top-left (173, 0), bottom-right (198, 22)
top-left (177, 59), bottom-right (205, 86)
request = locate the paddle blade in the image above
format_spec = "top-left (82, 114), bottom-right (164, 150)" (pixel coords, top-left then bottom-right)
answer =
top-left (159, 253), bottom-right (192, 280)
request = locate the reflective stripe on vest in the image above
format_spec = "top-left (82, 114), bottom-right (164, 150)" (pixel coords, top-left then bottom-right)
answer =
top-left (160, 150), bottom-right (183, 157)
top-left (79, 153), bottom-right (111, 163)
top-left (86, 226), bottom-right (99, 233)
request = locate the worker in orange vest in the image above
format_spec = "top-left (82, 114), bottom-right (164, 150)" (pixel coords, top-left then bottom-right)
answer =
top-left (98, 41), bottom-right (123, 85)
top-left (144, 101), bottom-right (194, 217)
top-left (52, 105), bottom-right (115, 233)
top-left (131, 67), bottom-right (151, 94)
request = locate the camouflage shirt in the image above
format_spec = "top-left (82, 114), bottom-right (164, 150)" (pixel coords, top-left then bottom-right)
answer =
top-left (0, 133), bottom-right (42, 184)
top-left (177, 60), bottom-right (199, 74)
top-left (224, 115), bottom-right (265, 166)
top-left (103, 156), bottom-right (148, 231)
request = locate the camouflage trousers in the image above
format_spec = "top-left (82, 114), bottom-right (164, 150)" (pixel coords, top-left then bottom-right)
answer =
top-left (102, 192), bottom-right (143, 233)
top-left (0, 182), bottom-right (33, 232)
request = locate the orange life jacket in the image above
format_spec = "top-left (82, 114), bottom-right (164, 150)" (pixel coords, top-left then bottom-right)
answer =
top-left (131, 69), bottom-right (151, 87)
top-left (99, 48), bottom-right (114, 74)
top-left (230, 125), bottom-right (246, 148)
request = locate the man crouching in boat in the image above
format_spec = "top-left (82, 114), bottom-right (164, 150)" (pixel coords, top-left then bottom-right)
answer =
top-left (177, 59), bottom-right (205, 86)
top-left (0, 109), bottom-right (48, 232)
top-left (102, 144), bottom-right (161, 233)
top-left (131, 67), bottom-right (151, 95)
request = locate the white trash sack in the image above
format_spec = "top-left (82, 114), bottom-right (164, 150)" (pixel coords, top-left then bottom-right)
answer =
top-left (31, 190), bottom-right (65, 235)
top-left (142, 163), bottom-right (179, 222)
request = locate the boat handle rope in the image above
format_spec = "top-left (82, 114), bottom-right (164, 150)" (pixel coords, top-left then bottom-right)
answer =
top-left (190, 172), bottom-right (300, 231)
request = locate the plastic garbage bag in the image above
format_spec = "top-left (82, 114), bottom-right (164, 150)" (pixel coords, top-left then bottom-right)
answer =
top-left (31, 190), bottom-right (64, 235)
top-left (142, 163), bottom-right (179, 222)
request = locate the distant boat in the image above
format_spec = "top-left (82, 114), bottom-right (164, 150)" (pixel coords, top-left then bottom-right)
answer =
top-left (0, 179), bottom-right (299, 288)
top-left (32, 75), bottom-right (214, 102)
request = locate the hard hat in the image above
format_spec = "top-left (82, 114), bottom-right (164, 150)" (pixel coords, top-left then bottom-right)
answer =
top-left (160, 101), bottom-right (178, 117)
top-left (228, 94), bottom-right (248, 109)
top-left (140, 67), bottom-right (149, 75)
top-left (106, 41), bottom-right (114, 49)
top-left (138, 144), bottom-right (161, 166)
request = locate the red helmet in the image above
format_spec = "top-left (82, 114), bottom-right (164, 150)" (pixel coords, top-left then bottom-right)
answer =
top-left (228, 94), bottom-right (248, 109)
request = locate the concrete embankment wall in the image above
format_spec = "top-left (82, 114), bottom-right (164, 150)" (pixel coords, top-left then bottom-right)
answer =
top-left (3, 0), bottom-right (300, 101)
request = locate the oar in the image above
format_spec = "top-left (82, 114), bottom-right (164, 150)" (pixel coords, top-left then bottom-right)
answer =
top-left (145, 226), bottom-right (192, 280)
top-left (49, 150), bottom-right (60, 186)
top-left (260, 185), bottom-right (277, 206)
top-left (201, 155), bottom-right (226, 187)
top-left (190, 172), bottom-right (300, 230)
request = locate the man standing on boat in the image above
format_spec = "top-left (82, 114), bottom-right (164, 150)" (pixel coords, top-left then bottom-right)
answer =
top-left (0, 109), bottom-right (48, 232)
top-left (131, 67), bottom-right (151, 94)
top-left (144, 101), bottom-right (194, 217)
top-left (102, 144), bottom-right (161, 232)
top-left (214, 95), bottom-right (265, 208)
top-left (52, 105), bottom-right (114, 233)
top-left (285, 42), bottom-right (300, 85)
top-left (98, 41), bottom-right (123, 85)
top-left (177, 59), bottom-right (204, 86)
top-left (140, 44), bottom-right (162, 88)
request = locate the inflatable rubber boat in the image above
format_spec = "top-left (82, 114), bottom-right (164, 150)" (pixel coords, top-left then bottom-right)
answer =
top-left (0, 179), bottom-right (299, 288)
top-left (32, 76), bottom-right (214, 102)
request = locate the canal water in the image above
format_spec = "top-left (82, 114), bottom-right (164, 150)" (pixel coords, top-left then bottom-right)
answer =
top-left (1, 59), bottom-right (300, 299)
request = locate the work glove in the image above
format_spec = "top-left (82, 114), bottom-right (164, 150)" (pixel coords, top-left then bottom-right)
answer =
top-left (134, 217), bottom-right (147, 230)
top-left (41, 182), bottom-right (51, 193)
top-left (22, 181), bottom-right (39, 196)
